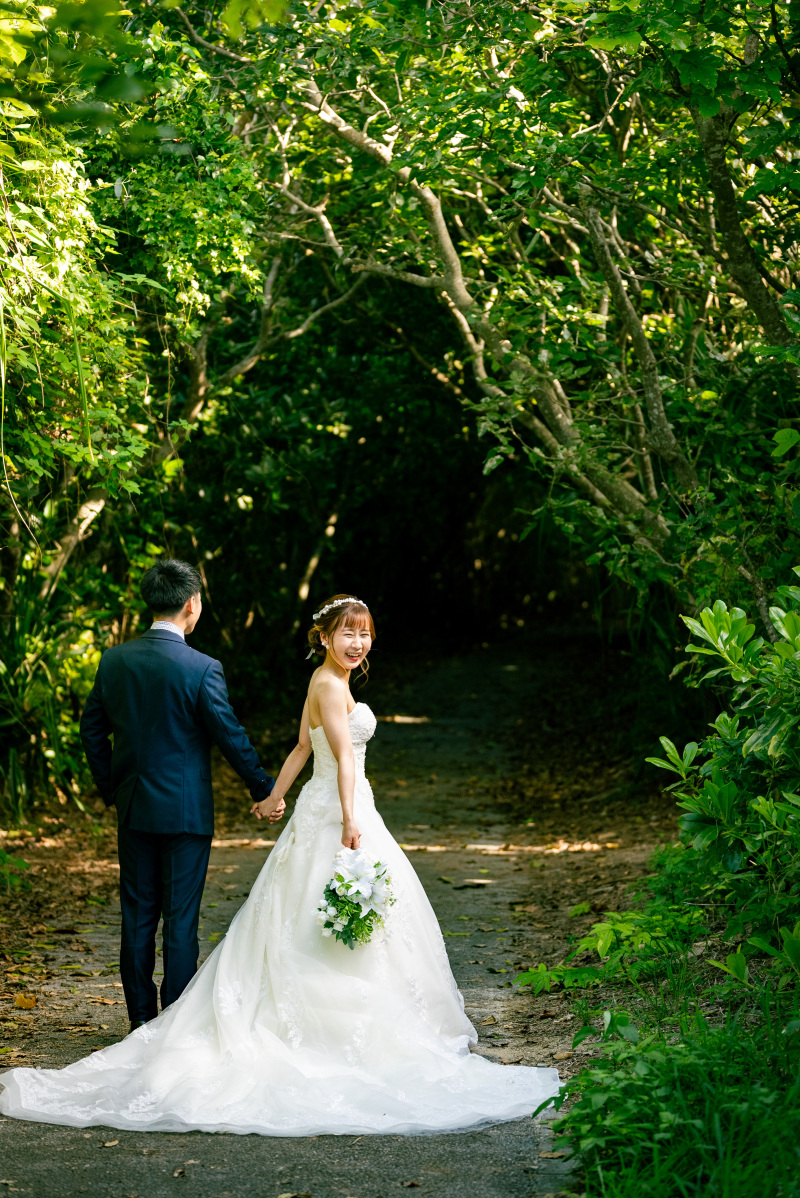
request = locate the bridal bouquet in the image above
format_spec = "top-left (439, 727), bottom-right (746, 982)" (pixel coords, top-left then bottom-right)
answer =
top-left (315, 847), bottom-right (394, 950)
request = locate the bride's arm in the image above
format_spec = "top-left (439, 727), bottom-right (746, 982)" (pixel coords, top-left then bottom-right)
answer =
top-left (317, 678), bottom-right (360, 850)
top-left (251, 701), bottom-right (312, 822)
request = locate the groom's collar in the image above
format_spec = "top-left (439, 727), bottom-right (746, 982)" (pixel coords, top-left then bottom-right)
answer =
top-left (144, 623), bottom-right (186, 642)
top-left (150, 620), bottom-right (185, 640)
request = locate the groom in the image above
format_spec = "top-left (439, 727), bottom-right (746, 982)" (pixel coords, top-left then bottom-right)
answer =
top-left (80, 557), bottom-right (284, 1032)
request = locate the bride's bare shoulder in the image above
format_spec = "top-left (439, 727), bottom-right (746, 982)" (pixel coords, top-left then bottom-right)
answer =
top-left (308, 669), bottom-right (348, 707)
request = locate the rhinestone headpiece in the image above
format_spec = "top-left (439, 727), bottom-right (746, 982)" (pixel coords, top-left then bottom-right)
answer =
top-left (313, 597), bottom-right (366, 621)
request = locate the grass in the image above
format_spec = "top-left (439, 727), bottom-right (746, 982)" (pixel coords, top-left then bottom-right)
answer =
top-left (572, 1015), bottom-right (800, 1197)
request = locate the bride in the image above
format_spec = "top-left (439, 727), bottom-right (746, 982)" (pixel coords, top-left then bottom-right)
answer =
top-left (0, 595), bottom-right (560, 1135)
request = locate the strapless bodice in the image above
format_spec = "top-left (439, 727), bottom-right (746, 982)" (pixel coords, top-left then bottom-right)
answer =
top-left (309, 702), bottom-right (377, 782)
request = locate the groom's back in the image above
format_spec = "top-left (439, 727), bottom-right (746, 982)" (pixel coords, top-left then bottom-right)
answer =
top-left (90, 630), bottom-right (217, 834)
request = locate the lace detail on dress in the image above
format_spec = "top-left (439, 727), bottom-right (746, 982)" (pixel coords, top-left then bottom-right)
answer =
top-left (217, 981), bottom-right (242, 1016)
top-left (308, 702), bottom-right (377, 783)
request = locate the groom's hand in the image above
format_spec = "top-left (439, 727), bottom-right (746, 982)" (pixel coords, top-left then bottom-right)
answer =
top-left (251, 795), bottom-right (285, 823)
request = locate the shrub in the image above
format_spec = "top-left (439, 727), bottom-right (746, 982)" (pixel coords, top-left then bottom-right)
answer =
top-left (649, 575), bottom-right (800, 948)
top-left (549, 1015), bottom-right (800, 1198)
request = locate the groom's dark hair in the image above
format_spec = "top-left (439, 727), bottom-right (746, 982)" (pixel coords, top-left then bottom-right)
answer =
top-left (140, 557), bottom-right (203, 616)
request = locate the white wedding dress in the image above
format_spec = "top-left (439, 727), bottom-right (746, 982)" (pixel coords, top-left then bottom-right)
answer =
top-left (0, 703), bottom-right (560, 1135)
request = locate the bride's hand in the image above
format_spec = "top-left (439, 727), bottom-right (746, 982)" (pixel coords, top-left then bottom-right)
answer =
top-left (252, 796), bottom-right (285, 822)
top-left (341, 821), bottom-right (361, 849)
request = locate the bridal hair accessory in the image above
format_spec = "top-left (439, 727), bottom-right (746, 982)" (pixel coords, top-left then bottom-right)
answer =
top-left (316, 847), bottom-right (394, 949)
top-left (313, 597), bottom-right (366, 621)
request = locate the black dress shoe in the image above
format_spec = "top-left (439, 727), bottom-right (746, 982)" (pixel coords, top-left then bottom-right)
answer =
top-left (129, 1019), bottom-right (148, 1034)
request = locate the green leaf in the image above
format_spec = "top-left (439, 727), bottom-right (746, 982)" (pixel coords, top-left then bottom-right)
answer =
top-left (780, 932), bottom-right (800, 976)
top-left (696, 92), bottom-right (721, 119)
top-left (709, 952), bottom-right (750, 984)
top-left (772, 428), bottom-right (800, 458)
top-left (161, 457), bottom-right (183, 480)
top-left (571, 1023), bottom-right (597, 1049)
top-left (586, 32), bottom-right (642, 53)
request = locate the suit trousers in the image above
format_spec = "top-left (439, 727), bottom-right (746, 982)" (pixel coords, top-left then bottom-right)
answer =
top-left (117, 815), bottom-right (212, 1023)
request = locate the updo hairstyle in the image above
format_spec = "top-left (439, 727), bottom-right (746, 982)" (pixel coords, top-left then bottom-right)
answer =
top-left (307, 594), bottom-right (375, 685)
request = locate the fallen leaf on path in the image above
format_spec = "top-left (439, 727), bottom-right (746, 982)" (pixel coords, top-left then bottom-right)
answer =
top-left (454, 879), bottom-right (494, 888)
top-left (13, 995), bottom-right (35, 1010)
top-left (103, 1140), bottom-right (119, 1148)
top-left (173, 1167), bottom-right (185, 1177)
top-left (539, 1010), bottom-right (559, 1019)
top-left (539, 1151), bottom-right (569, 1159)
top-left (276, 1192), bottom-right (311, 1197)
top-left (502, 1057), bottom-right (523, 1065)
top-left (553, 1051), bottom-right (573, 1060)
top-left (480, 1015), bottom-right (497, 1025)
top-left (438, 877), bottom-right (454, 884)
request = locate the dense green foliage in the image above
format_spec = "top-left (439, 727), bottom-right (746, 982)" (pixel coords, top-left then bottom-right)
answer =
top-left (520, 581), bottom-right (800, 1195)
top-left (1, 0), bottom-right (798, 816)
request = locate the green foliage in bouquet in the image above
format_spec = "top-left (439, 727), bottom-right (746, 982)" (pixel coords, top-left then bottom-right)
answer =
top-left (318, 878), bottom-right (383, 951)
top-left (316, 854), bottom-right (394, 951)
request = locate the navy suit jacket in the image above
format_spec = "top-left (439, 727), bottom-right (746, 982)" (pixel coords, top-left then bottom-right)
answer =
top-left (80, 628), bottom-right (274, 835)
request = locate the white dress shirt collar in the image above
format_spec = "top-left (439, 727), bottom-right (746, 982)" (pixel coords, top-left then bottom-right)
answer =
top-left (151, 620), bottom-right (185, 640)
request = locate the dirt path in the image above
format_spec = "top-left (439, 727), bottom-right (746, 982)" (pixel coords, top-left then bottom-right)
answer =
top-left (0, 643), bottom-right (678, 1197)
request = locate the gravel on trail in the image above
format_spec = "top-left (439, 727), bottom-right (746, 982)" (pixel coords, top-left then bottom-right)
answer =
top-left (1, 643), bottom-right (677, 1198)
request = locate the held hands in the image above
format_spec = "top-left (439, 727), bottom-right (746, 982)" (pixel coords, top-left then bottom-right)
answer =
top-left (251, 795), bottom-right (286, 823)
top-left (341, 820), bottom-right (361, 850)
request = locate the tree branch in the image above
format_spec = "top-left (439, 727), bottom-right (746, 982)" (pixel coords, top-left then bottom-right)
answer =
top-left (282, 275), bottom-right (368, 341)
top-left (343, 260), bottom-right (443, 288)
top-left (693, 110), bottom-right (800, 387)
top-left (215, 258), bottom-right (281, 386)
top-left (39, 487), bottom-right (107, 600)
top-left (582, 200), bottom-right (699, 491)
top-left (174, 8), bottom-right (254, 63)
top-left (268, 184), bottom-right (344, 259)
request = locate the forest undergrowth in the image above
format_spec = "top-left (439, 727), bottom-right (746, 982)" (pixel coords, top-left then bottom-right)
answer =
top-left (506, 584), bottom-right (800, 1198)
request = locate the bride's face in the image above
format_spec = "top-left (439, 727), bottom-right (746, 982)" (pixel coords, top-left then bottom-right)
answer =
top-left (325, 621), bottom-right (372, 673)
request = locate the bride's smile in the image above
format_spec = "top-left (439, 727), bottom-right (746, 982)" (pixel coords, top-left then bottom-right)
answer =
top-left (323, 623), bottom-right (372, 673)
